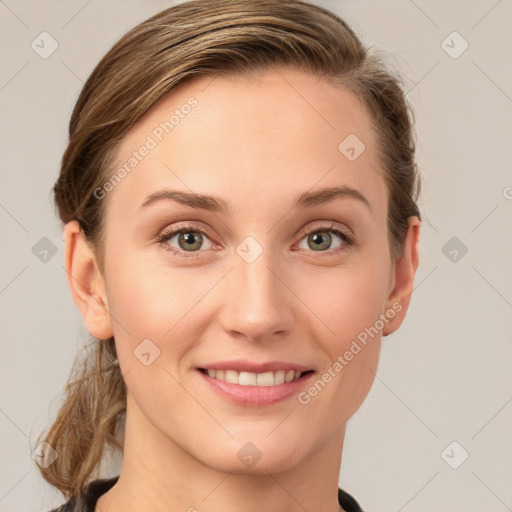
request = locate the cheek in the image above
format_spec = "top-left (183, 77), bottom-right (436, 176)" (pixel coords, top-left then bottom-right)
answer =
top-left (294, 264), bottom-right (387, 414)
top-left (104, 253), bottom-right (223, 384)
top-left (104, 261), bottom-right (206, 406)
top-left (300, 262), bottom-right (390, 343)
top-left (322, 338), bottom-right (381, 426)
top-left (106, 252), bottom-right (207, 335)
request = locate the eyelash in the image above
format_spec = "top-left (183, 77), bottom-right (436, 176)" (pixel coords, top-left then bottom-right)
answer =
top-left (156, 222), bottom-right (356, 259)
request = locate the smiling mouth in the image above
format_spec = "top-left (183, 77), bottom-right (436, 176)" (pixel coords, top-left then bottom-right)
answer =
top-left (198, 368), bottom-right (314, 386)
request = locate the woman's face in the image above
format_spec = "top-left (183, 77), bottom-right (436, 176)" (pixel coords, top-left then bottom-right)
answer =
top-left (75, 67), bottom-right (418, 474)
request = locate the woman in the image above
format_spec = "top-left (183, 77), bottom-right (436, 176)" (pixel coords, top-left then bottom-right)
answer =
top-left (36, 0), bottom-right (421, 510)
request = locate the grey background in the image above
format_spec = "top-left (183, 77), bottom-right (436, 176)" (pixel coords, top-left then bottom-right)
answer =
top-left (1, 1), bottom-right (511, 511)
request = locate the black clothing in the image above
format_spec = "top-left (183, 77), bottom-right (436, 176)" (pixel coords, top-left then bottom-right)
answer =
top-left (48, 476), bottom-right (364, 511)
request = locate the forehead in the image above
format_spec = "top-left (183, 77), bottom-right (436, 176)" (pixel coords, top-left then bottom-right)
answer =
top-left (104, 67), bottom-right (387, 221)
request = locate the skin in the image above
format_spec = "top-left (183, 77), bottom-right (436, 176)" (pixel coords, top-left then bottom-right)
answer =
top-left (65, 66), bottom-right (420, 512)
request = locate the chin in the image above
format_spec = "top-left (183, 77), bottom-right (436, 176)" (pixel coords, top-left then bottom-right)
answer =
top-left (195, 434), bottom-right (309, 475)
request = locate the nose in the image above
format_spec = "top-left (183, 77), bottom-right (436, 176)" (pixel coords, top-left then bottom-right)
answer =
top-left (218, 247), bottom-right (294, 343)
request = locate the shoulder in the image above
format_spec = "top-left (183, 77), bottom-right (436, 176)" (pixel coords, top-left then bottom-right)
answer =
top-left (338, 487), bottom-right (365, 512)
top-left (46, 503), bottom-right (74, 512)
top-left (48, 480), bottom-right (363, 512)
top-left (44, 476), bottom-right (119, 512)
top-left (45, 501), bottom-right (76, 512)
top-left (46, 505), bottom-right (72, 512)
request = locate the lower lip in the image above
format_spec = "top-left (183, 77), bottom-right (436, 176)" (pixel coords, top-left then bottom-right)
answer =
top-left (196, 369), bottom-right (315, 407)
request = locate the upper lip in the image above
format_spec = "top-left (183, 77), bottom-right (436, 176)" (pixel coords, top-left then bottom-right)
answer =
top-left (197, 360), bottom-right (313, 374)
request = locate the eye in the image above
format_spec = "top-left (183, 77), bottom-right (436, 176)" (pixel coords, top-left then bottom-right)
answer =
top-left (156, 224), bottom-right (214, 258)
top-left (296, 223), bottom-right (354, 254)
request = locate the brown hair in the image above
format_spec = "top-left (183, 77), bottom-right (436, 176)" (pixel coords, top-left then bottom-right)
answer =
top-left (35, 0), bottom-right (421, 501)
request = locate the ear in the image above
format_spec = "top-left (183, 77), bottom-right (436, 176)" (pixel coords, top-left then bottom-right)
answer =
top-left (382, 216), bottom-right (420, 336)
top-left (63, 220), bottom-right (114, 340)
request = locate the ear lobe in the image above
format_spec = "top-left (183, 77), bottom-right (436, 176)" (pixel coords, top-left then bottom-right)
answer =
top-left (382, 217), bottom-right (420, 337)
top-left (63, 220), bottom-right (114, 340)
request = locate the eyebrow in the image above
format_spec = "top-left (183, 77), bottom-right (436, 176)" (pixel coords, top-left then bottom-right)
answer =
top-left (139, 185), bottom-right (372, 214)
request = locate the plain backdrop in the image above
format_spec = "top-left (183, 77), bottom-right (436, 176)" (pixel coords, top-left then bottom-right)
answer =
top-left (0, 1), bottom-right (511, 511)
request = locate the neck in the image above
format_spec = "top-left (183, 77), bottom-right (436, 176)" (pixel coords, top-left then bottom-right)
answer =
top-left (97, 392), bottom-right (346, 512)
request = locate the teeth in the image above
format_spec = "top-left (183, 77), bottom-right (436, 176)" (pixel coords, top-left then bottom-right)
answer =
top-left (204, 369), bottom-right (303, 386)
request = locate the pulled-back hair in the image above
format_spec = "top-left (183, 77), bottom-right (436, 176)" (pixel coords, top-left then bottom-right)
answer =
top-left (35, 0), bottom-right (421, 501)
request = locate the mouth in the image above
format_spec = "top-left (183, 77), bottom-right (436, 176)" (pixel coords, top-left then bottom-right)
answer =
top-left (196, 366), bottom-right (316, 406)
top-left (197, 368), bottom-right (315, 387)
